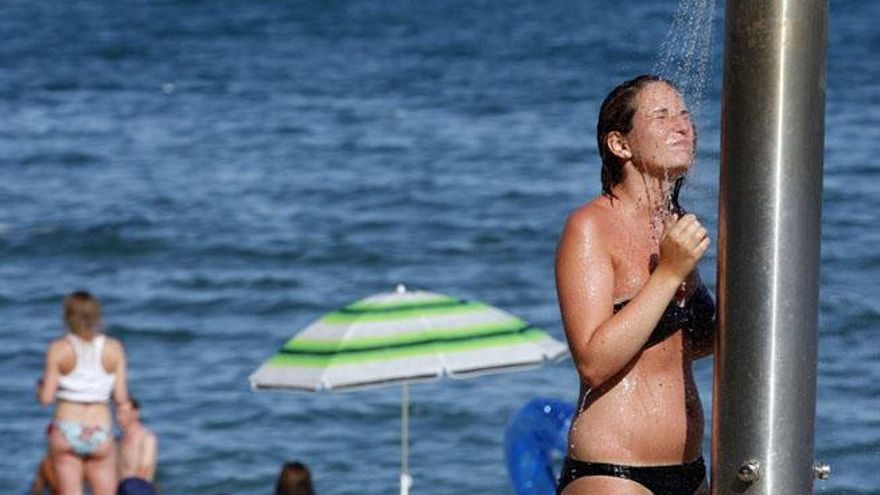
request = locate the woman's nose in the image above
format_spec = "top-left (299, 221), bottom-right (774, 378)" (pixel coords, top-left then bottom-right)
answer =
top-left (672, 114), bottom-right (693, 134)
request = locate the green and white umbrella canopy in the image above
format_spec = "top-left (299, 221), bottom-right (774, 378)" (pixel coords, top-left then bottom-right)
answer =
top-left (249, 284), bottom-right (567, 495)
top-left (249, 284), bottom-right (567, 391)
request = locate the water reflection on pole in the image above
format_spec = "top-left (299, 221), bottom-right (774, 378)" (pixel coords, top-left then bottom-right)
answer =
top-left (713, 1), bottom-right (828, 494)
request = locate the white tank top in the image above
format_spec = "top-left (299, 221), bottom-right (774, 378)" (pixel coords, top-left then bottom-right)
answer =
top-left (56, 334), bottom-right (116, 403)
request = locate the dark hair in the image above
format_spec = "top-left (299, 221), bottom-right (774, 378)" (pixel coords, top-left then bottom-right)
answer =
top-left (129, 397), bottom-right (140, 410)
top-left (275, 461), bottom-right (315, 495)
top-left (597, 74), bottom-right (678, 198)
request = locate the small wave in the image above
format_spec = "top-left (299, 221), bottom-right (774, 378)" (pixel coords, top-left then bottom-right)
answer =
top-left (414, 40), bottom-right (483, 60)
top-left (95, 44), bottom-right (149, 61)
top-left (0, 344), bottom-right (47, 362)
top-left (255, 298), bottom-right (333, 317)
top-left (127, 294), bottom-right (241, 316)
top-left (554, 145), bottom-right (589, 164)
top-left (274, 124), bottom-right (309, 136)
top-left (20, 151), bottom-right (101, 166)
top-left (5, 218), bottom-right (162, 257)
top-left (463, 100), bottom-right (512, 117)
top-left (199, 410), bottom-right (266, 430)
top-left (338, 139), bottom-right (412, 154)
top-left (165, 274), bottom-right (303, 291)
top-left (39, 80), bottom-right (80, 92)
top-left (194, 243), bottom-right (309, 262)
top-left (819, 436), bottom-right (880, 459)
top-left (471, 232), bottom-right (504, 246)
top-left (110, 324), bottom-right (199, 343)
top-left (303, 247), bottom-right (389, 267)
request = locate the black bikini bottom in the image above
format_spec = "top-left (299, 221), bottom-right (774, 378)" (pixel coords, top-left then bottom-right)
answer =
top-left (557, 456), bottom-right (706, 495)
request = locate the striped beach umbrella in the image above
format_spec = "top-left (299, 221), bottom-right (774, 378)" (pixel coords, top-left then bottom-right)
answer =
top-left (249, 284), bottom-right (567, 495)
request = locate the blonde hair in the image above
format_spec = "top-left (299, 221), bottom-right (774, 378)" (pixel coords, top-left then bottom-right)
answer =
top-left (63, 291), bottom-right (102, 337)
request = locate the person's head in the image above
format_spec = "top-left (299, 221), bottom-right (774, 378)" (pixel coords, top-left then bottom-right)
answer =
top-left (597, 74), bottom-right (695, 199)
top-left (275, 461), bottom-right (315, 495)
top-left (63, 291), bottom-right (102, 338)
top-left (118, 397), bottom-right (141, 429)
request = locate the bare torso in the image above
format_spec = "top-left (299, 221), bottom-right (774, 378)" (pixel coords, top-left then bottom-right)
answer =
top-left (569, 336), bottom-right (704, 463)
top-left (566, 197), bottom-right (705, 465)
top-left (119, 425), bottom-right (157, 481)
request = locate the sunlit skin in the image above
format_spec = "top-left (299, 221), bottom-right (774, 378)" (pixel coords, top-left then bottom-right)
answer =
top-left (556, 82), bottom-right (713, 494)
top-left (38, 326), bottom-right (129, 495)
top-left (117, 402), bottom-right (158, 482)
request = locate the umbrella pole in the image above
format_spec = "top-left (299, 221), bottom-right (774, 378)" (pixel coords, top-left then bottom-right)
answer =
top-left (400, 382), bottom-right (413, 495)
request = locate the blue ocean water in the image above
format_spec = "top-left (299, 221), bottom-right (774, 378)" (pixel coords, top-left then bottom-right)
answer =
top-left (0, 1), bottom-right (877, 494)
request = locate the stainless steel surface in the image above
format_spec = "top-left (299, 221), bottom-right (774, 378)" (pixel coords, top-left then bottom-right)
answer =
top-left (813, 463), bottom-right (832, 481)
top-left (737, 460), bottom-right (762, 484)
top-left (712, 0), bottom-right (828, 494)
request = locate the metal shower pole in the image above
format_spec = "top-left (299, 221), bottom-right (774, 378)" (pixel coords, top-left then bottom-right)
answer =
top-left (713, 1), bottom-right (829, 493)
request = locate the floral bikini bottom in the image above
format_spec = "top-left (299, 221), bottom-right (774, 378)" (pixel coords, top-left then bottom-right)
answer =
top-left (49, 420), bottom-right (111, 455)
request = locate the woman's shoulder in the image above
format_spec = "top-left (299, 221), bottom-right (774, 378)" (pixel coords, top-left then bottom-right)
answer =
top-left (45, 336), bottom-right (76, 368)
top-left (47, 335), bottom-right (73, 353)
top-left (562, 196), bottom-right (617, 236)
top-left (99, 336), bottom-right (126, 372)
top-left (102, 335), bottom-right (125, 354)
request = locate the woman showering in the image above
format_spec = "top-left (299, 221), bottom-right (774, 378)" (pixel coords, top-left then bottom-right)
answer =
top-left (555, 75), bottom-right (715, 495)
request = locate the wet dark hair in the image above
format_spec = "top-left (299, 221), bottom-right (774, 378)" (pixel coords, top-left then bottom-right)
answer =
top-left (275, 461), bottom-right (315, 495)
top-left (597, 74), bottom-right (685, 205)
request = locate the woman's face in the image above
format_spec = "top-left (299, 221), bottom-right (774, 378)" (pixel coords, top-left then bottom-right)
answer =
top-left (625, 82), bottom-right (695, 178)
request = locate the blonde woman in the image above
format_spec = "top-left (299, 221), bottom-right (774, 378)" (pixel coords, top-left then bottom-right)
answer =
top-left (38, 291), bottom-right (129, 495)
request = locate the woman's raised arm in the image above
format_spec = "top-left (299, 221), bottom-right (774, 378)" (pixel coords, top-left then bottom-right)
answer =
top-left (556, 210), bottom-right (706, 388)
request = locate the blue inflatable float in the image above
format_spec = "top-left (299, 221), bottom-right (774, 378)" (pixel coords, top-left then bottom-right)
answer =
top-left (504, 397), bottom-right (574, 495)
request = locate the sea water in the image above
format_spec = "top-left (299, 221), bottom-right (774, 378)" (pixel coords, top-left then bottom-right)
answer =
top-left (0, 1), bottom-right (877, 493)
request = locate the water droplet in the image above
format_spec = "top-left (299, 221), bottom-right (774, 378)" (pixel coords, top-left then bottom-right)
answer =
top-left (653, 0), bottom-right (718, 119)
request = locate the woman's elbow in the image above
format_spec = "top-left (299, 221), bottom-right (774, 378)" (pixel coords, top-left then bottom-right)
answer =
top-left (114, 387), bottom-right (129, 406)
top-left (574, 360), bottom-right (609, 389)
